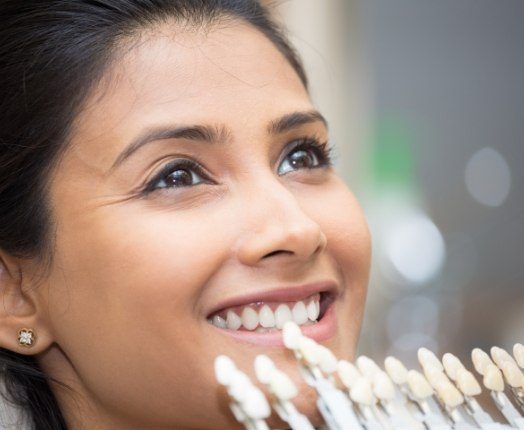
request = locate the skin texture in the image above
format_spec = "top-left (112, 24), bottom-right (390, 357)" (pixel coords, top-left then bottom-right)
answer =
top-left (0, 20), bottom-right (371, 429)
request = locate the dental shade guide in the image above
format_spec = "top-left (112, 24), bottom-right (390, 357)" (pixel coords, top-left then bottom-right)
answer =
top-left (283, 322), bottom-right (363, 430)
top-left (482, 361), bottom-right (524, 429)
top-left (254, 354), bottom-right (315, 430)
top-left (214, 328), bottom-right (524, 430)
top-left (214, 355), bottom-right (271, 430)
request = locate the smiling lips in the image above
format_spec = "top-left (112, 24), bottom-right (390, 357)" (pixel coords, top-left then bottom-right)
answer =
top-left (207, 293), bottom-right (321, 332)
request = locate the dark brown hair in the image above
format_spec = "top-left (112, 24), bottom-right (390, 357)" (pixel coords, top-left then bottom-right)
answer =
top-left (0, 1), bottom-right (307, 428)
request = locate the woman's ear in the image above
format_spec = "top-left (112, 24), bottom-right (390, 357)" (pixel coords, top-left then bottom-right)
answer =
top-left (0, 251), bottom-right (55, 355)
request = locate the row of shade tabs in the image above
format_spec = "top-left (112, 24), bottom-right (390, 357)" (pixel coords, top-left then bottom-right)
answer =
top-left (214, 322), bottom-right (524, 430)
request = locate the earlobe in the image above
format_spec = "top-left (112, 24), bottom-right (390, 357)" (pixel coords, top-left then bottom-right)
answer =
top-left (0, 252), bottom-right (54, 355)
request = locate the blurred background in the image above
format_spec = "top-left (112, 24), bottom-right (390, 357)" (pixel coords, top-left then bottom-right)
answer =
top-left (269, 0), bottom-right (524, 368)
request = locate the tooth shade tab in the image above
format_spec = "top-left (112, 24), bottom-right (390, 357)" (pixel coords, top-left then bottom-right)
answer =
top-left (229, 370), bottom-right (255, 402)
top-left (338, 360), bottom-right (361, 389)
top-left (456, 369), bottom-right (482, 396)
top-left (350, 376), bottom-right (375, 406)
top-left (298, 337), bottom-right (321, 366)
top-left (317, 345), bottom-right (338, 374)
top-left (407, 370), bottom-right (434, 399)
top-left (442, 353), bottom-right (465, 381)
top-left (282, 321), bottom-right (303, 350)
top-left (214, 355), bottom-right (238, 386)
top-left (483, 364), bottom-right (504, 392)
top-left (356, 356), bottom-right (382, 380)
top-left (373, 371), bottom-right (396, 401)
top-left (242, 387), bottom-right (271, 420)
top-left (499, 361), bottom-right (524, 388)
top-left (254, 355), bottom-right (276, 384)
top-left (269, 369), bottom-right (298, 401)
top-left (435, 381), bottom-right (464, 408)
top-left (491, 346), bottom-right (518, 368)
top-left (514, 343), bottom-right (524, 368)
top-left (384, 356), bottom-right (409, 385)
top-left (471, 348), bottom-right (493, 376)
top-left (418, 347), bottom-right (444, 371)
top-left (423, 366), bottom-right (449, 388)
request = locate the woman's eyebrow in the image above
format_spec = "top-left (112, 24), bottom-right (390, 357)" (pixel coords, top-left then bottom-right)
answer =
top-left (108, 110), bottom-right (328, 172)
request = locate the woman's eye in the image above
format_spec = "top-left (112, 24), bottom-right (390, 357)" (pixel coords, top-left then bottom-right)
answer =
top-left (278, 138), bottom-right (334, 175)
top-left (143, 159), bottom-right (207, 193)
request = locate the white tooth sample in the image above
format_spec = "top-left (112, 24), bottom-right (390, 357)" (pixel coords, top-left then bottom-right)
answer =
top-left (254, 355), bottom-right (276, 384)
top-left (226, 310), bottom-right (242, 330)
top-left (282, 321), bottom-right (302, 350)
top-left (298, 337), bottom-right (321, 366)
top-left (350, 376), bottom-right (374, 406)
top-left (315, 299), bottom-right (320, 316)
top-left (230, 370), bottom-right (254, 401)
top-left (306, 300), bottom-right (319, 321)
top-left (241, 307), bottom-right (259, 331)
top-left (424, 366), bottom-right (448, 388)
top-left (499, 361), bottom-right (524, 388)
top-left (472, 348), bottom-right (493, 375)
top-left (483, 364), bottom-right (504, 392)
top-left (338, 360), bottom-right (361, 389)
top-left (291, 301), bottom-right (308, 325)
top-left (356, 356), bottom-right (381, 380)
top-left (214, 355), bottom-right (237, 386)
top-left (384, 356), bottom-right (409, 385)
top-left (212, 315), bottom-right (227, 329)
top-left (456, 369), bottom-right (482, 396)
top-left (274, 304), bottom-right (293, 329)
top-left (373, 371), bottom-right (396, 401)
top-left (317, 345), bottom-right (338, 375)
top-left (418, 347), bottom-right (444, 371)
top-left (241, 386), bottom-right (271, 420)
top-left (269, 369), bottom-right (298, 401)
top-left (514, 343), bottom-right (524, 368)
top-left (491, 346), bottom-right (518, 368)
top-left (258, 305), bottom-right (275, 328)
top-left (442, 353), bottom-right (465, 381)
top-left (435, 381), bottom-right (464, 408)
top-left (407, 370), bottom-right (434, 399)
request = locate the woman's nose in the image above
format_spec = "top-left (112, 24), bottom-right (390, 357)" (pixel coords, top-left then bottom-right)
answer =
top-left (234, 176), bottom-right (328, 267)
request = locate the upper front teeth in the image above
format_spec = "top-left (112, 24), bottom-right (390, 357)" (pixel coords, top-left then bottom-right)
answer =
top-left (209, 297), bottom-right (321, 331)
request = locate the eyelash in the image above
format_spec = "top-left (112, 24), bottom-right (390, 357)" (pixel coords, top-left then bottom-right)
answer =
top-left (141, 136), bottom-right (336, 195)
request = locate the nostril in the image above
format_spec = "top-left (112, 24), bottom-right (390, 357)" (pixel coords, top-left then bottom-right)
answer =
top-left (263, 249), bottom-right (292, 259)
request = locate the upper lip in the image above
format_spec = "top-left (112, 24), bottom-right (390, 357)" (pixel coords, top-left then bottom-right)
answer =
top-left (206, 280), bottom-right (339, 317)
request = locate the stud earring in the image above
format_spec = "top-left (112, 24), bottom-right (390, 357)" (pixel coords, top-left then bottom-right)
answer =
top-left (18, 328), bottom-right (36, 347)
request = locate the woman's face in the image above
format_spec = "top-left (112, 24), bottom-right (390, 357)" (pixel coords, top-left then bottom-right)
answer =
top-left (36, 20), bottom-right (371, 429)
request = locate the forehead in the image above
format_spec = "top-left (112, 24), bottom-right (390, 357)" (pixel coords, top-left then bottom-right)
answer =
top-left (68, 20), bottom-right (311, 170)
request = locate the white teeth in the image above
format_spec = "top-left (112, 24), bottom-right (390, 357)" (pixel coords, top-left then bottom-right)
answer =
top-left (226, 310), bottom-right (242, 330)
top-left (210, 297), bottom-right (322, 331)
top-left (259, 305), bottom-right (275, 328)
top-left (212, 315), bottom-right (227, 329)
top-left (275, 304), bottom-right (293, 329)
top-left (291, 301), bottom-right (308, 325)
top-left (307, 300), bottom-right (320, 321)
top-left (241, 307), bottom-right (259, 331)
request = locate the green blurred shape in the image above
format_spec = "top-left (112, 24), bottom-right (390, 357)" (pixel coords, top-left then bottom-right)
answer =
top-left (367, 119), bottom-right (416, 190)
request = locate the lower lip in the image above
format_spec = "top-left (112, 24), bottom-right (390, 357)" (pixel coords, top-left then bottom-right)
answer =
top-left (210, 302), bottom-right (338, 347)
